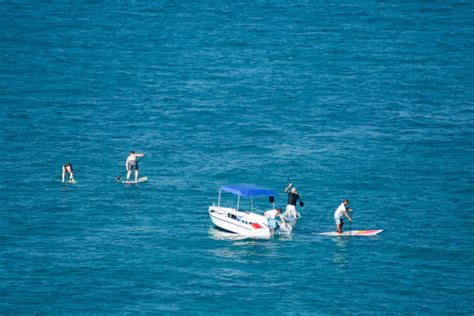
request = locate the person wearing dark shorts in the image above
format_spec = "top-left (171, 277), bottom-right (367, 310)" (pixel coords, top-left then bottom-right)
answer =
top-left (128, 160), bottom-right (138, 171)
top-left (61, 163), bottom-right (75, 183)
top-left (125, 151), bottom-right (144, 182)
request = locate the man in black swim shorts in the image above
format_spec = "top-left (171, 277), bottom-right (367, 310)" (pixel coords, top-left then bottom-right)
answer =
top-left (125, 151), bottom-right (144, 182)
top-left (61, 163), bottom-right (75, 183)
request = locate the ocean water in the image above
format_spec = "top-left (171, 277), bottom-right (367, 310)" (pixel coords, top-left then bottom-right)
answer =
top-left (1, 1), bottom-right (473, 314)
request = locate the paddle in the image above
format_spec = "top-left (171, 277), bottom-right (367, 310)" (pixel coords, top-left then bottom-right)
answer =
top-left (114, 156), bottom-right (146, 182)
top-left (349, 218), bottom-right (352, 237)
top-left (348, 207), bottom-right (353, 236)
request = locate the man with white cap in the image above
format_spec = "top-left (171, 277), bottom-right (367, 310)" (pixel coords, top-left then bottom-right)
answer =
top-left (284, 182), bottom-right (300, 219)
top-left (334, 199), bottom-right (352, 234)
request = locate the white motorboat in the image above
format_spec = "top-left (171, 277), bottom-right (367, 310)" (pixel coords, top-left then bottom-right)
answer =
top-left (208, 184), bottom-right (281, 239)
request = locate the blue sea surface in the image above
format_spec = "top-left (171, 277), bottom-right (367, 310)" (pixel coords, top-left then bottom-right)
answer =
top-left (1, 1), bottom-right (473, 314)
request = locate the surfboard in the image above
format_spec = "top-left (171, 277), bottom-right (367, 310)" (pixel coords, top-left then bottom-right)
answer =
top-left (62, 179), bottom-right (77, 184)
top-left (319, 229), bottom-right (383, 236)
top-left (122, 176), bottom-right (148, 184)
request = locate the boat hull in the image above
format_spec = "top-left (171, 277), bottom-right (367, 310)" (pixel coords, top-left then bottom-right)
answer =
top-left (208, 206), bottom-right (272, 239)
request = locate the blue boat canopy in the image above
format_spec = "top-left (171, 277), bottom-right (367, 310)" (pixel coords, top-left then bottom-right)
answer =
top-left (220, 184), bottom-right (278, 198)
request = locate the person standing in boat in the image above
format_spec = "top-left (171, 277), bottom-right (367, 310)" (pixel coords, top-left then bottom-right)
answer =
top-left (61, 163), bottom-right (76, 183)
top-left (334, 199), bottom-right (352, 234)
top-left (284, 182), bottom-right (300, 219)
top-left (126, 151), bottom-right (144, 182)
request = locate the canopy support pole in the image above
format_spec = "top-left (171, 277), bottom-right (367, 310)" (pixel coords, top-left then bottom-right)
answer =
top-left (218, 189), bottom-right (222, 207)
top-left (237, 195), bottom-right (240, 211)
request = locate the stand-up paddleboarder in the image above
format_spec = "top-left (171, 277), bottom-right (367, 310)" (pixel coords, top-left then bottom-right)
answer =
top-left (125, 151), bottom-right (144, 182)
top-left (334, 199), bottom-right (352, 234)
top-left (61, 163), bottom-right (76, 183)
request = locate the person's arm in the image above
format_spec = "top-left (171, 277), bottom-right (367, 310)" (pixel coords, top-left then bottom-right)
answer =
top-left (61, 166), bottom-right (65, 182)
top-left (125, 157), bottom-right (130, 170)
top-left (343, 210), bottom-right (352, 221)
top-left (137, 153), bottom-right (144, 157)
top-left (284, 183), bottom-right (292, 193)
top-left (278, 214), bottom-right (286, 226)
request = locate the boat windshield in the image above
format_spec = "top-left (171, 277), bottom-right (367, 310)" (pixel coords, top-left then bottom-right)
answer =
top-left (218, 184), bottom-right (278, 212)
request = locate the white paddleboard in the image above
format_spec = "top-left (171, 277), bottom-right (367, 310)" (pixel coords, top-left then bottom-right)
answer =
top-left (319, 229), bottom-right (383, 236)
top-left (122, 176), bottom-right (148, 184)
top-left (62, 179), bottom-right (77, 184)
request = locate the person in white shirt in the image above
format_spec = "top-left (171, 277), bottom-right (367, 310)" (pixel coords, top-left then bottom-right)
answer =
top-left (264, 208), bottom-right (286, 234)
top-left (125, 151), bottom-right (144, 182)
top-left (334, 199), bottom-right (352, 234)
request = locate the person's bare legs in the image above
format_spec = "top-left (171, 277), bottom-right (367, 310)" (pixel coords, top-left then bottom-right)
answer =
top-left (126, 170), bottom-right (131, 181)
top-left (134, 170), bottom-right (138, 182)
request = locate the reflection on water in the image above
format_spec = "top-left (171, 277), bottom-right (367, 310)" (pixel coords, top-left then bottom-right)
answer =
top-left (331, 237), bottom-right (350, 270)
top-left (208, 227), bottom-right (250, 241)
top-left (208, 227), bottom-right (292, 242)
top-left (214, 267), bottom-right (252, 281)
top-left (208, 228), bottom-right (284, 260)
